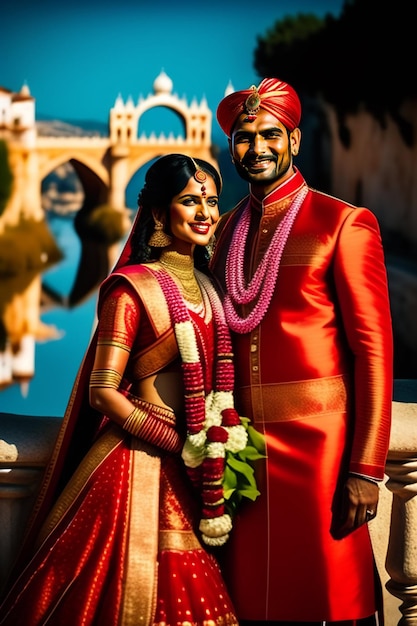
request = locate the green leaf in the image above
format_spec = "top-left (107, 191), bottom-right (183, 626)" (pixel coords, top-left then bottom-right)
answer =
top-left (224, 486), bottom-right (237, 499)
top-left (238, 487), bottom-right (261, 501)
top-left (221, 416), bottom-right (267, 518)
top-left (238, 445), bottom-right (266, 461)
top-left (247, 424), bottom-right (267, 454)
top-left (226, 455), bottom-right (255, 477)
top-left (223, 463), bottom-right (238, 488)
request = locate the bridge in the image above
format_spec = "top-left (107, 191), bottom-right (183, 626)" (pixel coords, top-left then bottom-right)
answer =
top-left (0, 71), bottom-right (216, 228)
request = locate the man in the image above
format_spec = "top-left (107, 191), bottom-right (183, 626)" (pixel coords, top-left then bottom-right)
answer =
top-left (210, 78), bottom-right (393, 626)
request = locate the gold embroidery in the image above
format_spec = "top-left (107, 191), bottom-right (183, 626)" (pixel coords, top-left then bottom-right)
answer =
top-left (241, 375), bottom-right (349, 423)
top-left (36, 427), bottom-right (124, 545)
top-left (121, 266), bottom-right (171, 336)
top-left (159, 529), bottom-right (201, 551)
top-left (121, 440), bottom-right (160, 625)
top-left (130, 331), bottom-right (178, 380)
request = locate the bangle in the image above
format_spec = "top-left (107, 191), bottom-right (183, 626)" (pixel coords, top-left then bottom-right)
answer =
top-left (90, 369), bottom-right (122, 389)
top-left (123, 406), bottom-right (147, 437)
top-left (122, 403), bottom-right (182, 453)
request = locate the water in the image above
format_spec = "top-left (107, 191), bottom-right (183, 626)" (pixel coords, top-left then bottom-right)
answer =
top-left (0, 215), bottom-right (100, 418)
top-left (0, 158), bottom-right (196, 419)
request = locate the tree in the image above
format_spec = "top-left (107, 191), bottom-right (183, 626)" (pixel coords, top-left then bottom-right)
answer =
top-left (253, 0), bottom-right (416, 145)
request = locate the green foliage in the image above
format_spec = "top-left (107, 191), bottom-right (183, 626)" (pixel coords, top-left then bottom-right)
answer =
top-left (0, 140), bottom-right (13, 217)
top-left (0, 219), bottom-right (63, 277)
top-left (223, 416), bottom-right (266, 518)
top-left (74, 204), bottom-right (126, 245)
top-left (257, 13), bottom-right (324, 51)
top-left (253, 0), bottom-right (416, 143)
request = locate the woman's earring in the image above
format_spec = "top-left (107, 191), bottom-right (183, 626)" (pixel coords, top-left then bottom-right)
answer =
top-left (206, 234), bottom-right (216, 257)
top-left (148, 217), bottom-right (172, 247)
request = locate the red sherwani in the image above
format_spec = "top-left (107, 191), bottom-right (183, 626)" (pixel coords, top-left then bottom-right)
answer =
top-left (210, 168), bottom-right (393, 622)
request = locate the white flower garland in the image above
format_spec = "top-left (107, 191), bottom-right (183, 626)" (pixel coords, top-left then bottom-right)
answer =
top-left (154, 265), bottom-right (247, 546)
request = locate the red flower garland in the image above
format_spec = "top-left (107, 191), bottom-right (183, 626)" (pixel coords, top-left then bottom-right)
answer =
top-left (150, 264), bottom-right (245, 545)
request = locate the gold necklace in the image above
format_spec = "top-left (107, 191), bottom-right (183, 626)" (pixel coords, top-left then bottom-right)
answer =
top-left (158, 250), bottom-right (203, 306)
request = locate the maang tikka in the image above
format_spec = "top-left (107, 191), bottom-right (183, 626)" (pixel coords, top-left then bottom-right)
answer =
top-left (190, 157), bottom-right (207, 197)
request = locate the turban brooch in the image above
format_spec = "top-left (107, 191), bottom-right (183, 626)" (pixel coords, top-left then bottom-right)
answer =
top-left (217, 78), bottom-right (301, 137)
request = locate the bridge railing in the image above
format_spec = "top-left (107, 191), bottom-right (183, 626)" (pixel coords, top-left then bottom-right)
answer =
top-left (0, 379), bottom-right (416, 624)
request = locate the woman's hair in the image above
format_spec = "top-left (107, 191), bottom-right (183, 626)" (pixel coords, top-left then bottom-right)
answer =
top-left (128, 153), bottom-right (222, 269)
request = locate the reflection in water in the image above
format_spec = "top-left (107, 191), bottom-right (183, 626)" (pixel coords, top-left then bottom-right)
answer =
top-left (0, 271), bottom-right (63, 393)
top-left (0, 215), bottom-right (122, 417)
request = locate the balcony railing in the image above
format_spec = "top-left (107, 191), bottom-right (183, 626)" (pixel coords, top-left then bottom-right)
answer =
top-left (0, 378), bottom-right (416, 624)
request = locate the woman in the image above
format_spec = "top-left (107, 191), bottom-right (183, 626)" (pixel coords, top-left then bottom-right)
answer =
top-left (0, 154), bottom-right (245, 626)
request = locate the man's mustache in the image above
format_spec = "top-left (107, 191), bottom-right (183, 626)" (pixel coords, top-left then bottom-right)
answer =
top-left (239, 155), bottom-right (277, 171)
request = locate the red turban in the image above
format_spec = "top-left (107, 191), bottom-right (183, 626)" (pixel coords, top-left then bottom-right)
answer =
top-left (217, 78), bottom-right (301, 137)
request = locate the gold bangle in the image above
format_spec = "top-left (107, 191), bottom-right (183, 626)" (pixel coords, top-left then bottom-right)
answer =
top-left (90, 369), bottom-right (122, 389)
top-left (123, 406), bottom-right (147, 437)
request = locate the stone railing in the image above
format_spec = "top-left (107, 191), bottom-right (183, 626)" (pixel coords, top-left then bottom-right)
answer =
top-left (369, 379), bottom-right (417, 625)
top-left (0, 379), bottom-right (416, 624)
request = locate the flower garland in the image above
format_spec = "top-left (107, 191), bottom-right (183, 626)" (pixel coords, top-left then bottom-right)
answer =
top-left (224, 186), bottom-right (308, 333)
top-left (153, 263), bottom-right (250, 546)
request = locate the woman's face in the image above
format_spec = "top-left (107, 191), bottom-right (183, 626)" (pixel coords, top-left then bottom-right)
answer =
top-left (168, 174), bottom-right (220, 254)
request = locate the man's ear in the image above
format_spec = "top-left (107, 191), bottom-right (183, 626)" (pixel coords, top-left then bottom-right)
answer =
top-left (290, 128), bottom-right (301, 156)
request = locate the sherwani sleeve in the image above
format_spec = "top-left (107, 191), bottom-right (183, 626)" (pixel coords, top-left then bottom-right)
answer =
top-left (333, 207), bottom-right (393, 480)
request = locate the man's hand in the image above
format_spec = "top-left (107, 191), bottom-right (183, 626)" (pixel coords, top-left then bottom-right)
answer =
top-left (332, 475), bottom-right (379, 539)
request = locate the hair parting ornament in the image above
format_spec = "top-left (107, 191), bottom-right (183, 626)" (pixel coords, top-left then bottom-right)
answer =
top-left (190, 157), bottom-right (208, 197)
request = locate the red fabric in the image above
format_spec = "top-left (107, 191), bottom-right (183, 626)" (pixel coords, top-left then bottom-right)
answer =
top-left (0, 440), bottom-right (237, 626)
top-left (216, 77), bottom-right (302, 136)
top-left (210, 168), bottom-right (393, 621)
top-left (0, 263), bottom-right (237, 625)
top-left (0, 439), bottom-right (130, 625)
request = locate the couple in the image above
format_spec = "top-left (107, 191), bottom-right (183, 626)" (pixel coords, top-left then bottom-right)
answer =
top-left (0, 78), bottom-right (393, 626)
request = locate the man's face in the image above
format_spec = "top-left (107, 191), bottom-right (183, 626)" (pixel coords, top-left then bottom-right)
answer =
top-left (229, 109), bottom-right (300, 195)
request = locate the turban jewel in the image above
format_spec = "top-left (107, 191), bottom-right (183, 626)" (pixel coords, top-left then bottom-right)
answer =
top-left (217, 77), bottom-right (301, 137)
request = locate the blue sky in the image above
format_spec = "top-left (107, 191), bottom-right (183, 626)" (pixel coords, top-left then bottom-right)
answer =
top-left (1, 0), bottom-right (345, 145)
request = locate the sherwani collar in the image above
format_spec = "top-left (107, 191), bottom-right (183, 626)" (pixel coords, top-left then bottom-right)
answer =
top-left (249, 167), bottom-right (307, 215)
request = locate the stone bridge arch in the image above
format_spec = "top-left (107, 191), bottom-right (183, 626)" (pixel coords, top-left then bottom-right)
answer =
top-left (0, 71), bottom-right (215, 228)
top-left (38, 148), bottom-right (110, 187)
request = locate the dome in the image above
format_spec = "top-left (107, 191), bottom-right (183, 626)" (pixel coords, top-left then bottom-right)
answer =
top-left (153, 70), bottom-right (173, 95)
top-left (20, 82), bottom-right (31, 97)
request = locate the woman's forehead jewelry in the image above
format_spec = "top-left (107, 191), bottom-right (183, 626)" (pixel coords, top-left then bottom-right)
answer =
top-left (190, 158), bottom-right (207, 197)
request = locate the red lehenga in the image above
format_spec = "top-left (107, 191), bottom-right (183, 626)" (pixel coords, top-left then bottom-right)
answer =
top-left (0, 260), bottom-right (238, 626)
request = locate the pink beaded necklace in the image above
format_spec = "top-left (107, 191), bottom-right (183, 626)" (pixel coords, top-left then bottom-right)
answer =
top-left (224, 186), bottom-right (308, 333)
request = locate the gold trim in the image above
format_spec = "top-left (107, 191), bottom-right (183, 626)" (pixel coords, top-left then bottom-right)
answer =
top-left (119, 266), bottom-right (172, 336)
top-left (36, 427), bottom-right (124, 545)
top-left (241, 375), bottom-right (349, 423)
top-left (121, 441), bottom-right (161, 625)
top-left (159, 529), bottom-right (201, 552)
